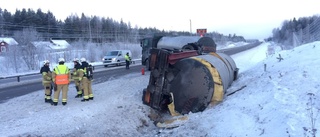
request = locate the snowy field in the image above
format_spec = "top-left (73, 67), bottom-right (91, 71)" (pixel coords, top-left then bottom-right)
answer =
top-left (0, 41), bottom-right (320, 137)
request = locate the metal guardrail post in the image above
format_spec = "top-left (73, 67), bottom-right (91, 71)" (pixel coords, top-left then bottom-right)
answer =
top-left (17, 76), bottom-right (20, 82)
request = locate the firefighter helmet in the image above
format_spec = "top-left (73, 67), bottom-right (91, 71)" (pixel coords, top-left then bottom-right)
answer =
top-left (80, 57), bottom-right (86, 62)
top-left (73, 58), bottom-right (79, 62)
top-left (58, 58), bottom-right (65, 63)
top-left (43, 60), bottom-right (50, 65)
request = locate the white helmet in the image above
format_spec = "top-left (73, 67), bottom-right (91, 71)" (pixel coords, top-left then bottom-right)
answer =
top-left (80, 57), bottom-right (86, 62)
top-left (43, 60), bottom-right (50, 65)
top-left (73, 58), bottom-right (79, 62)
top-left (58, 58), bottom-right (65, 63)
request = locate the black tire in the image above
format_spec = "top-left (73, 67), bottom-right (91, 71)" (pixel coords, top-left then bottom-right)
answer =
top-left (116, 60), bottom-right (121, 66)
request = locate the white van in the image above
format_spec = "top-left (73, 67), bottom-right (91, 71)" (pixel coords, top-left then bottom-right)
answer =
top-left (102, 50), bottom-right (132, 67)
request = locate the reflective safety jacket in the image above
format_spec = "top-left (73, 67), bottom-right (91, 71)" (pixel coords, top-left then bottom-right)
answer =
top-left (125, 54), bottom-right (131, 61)
top-left (40, 65), bottom-right (52, 84)
top-left (72, 63), bottom-right (82, 81)
top-left (79, 61), bottom-right (88, 81)
top-left (53, 64), bottom-right (70, 85)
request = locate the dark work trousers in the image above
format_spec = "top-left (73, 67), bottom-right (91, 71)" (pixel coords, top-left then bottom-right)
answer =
top-left (125, 60), bottom-right (130, 69)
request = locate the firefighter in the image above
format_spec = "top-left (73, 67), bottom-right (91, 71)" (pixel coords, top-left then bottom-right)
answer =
top-left (72, 58), bottom-right (83, 98)
top-left (51, 58), bottom-right (71, 106)
top-left (40, 60), bottom-right (53, 103)
top-left (79, 57), bottom-right (94, 102)
top-left (125, 52), bottom-right (131, 69)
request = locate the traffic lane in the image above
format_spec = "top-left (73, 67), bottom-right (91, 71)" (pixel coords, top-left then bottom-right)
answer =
top-left (0, 65), bottom-right (143, 103)
top-left (92, 65), bottom-right (142, 85)
top-left (92, 60), bottom-right (142, 70)
top-left (0, 82), bottom-right (43, 103)
top-left (218, 42), bottom-right (262, 55)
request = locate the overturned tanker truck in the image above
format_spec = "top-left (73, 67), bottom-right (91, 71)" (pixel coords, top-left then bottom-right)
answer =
top-left (140, 36), bottom-right (239, 120)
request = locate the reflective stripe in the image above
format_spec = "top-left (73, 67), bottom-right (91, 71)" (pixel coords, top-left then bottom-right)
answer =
top-left (53, 99), bottom-right (58, 102)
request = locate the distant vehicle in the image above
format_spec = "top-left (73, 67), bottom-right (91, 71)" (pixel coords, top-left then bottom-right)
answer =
top-left (102, 50), bottom-right (132, 67)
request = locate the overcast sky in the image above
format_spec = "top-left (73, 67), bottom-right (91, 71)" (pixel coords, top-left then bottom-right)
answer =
top-left (1, 0), bottom-right (320, 39)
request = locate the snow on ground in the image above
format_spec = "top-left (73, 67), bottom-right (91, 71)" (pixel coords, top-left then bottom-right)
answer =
top-left (0, 41), bottom-right (320, 137)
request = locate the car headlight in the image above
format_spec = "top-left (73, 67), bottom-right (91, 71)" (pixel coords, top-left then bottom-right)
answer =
top-left (112, 58), bottom-right (116, 61)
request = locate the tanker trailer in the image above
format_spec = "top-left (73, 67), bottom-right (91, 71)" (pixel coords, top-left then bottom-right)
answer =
top-left (140, 36), bottom-right (216, 70)
top-left (142, 36), bottom-right (238, 119)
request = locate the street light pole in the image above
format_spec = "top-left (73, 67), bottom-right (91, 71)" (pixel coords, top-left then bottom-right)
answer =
top-left (89, 18), bottom-right (92, 42)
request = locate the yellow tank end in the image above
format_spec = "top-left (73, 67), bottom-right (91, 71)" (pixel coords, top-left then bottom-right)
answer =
top-left (191, 57), bottom-right (224, 104)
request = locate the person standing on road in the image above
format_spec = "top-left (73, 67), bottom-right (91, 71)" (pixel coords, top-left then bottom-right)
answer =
top-left (52, 58), bottom-right (71, 106)
top-left (79, 57), bottom-right (94, 102)
top-left (125, 52), bottom-right (131, 69)
top-left (72, 58), bottom-right (83, 98)
top-left (40, 60), bottom-right (53, 103)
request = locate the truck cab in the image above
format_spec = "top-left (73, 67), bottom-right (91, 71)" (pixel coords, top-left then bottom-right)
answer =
top-left (140, 35), bottom-right (217, 70)
top-left (140, 36), bottom-right (163, 70)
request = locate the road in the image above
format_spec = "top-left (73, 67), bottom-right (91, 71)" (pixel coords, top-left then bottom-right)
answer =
top-left (0, 42), bottom-right (262, 103)
top-left (0, 65), bottom-right (142, 103)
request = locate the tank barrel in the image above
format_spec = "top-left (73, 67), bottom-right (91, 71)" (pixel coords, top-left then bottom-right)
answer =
top-left (142, 36), bottom-right (238, 115)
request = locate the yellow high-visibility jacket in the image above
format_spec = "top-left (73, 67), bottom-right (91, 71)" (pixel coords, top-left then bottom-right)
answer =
top-left (52, 65), bottom-right (71, 85)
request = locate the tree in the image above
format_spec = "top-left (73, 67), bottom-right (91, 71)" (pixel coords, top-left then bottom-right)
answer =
top-left (3, 44), bottom-right (22, 73)
top-left (14, 27), bottom-right (41, 70)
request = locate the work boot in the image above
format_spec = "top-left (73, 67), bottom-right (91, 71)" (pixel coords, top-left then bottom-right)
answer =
top-left (81, 99), bottom-right (89, 102)
top-left (89, 97), bottom-right (94, 100)
top-left (51, 102), bottom-right (58, 106)
top-left (45, 99), bottom-right (52, 103)
top-left (75, 94), bottom-right (82, 98)
top-left (62, 102), bottom-right (67, 106)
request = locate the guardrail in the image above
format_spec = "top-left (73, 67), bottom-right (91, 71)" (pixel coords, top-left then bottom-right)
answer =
top-left (0, 41), bottom-right (260, 83)
top-left (0, 58), bottom-right (141, 82)
top-left (0, 72), bottom-right (41, 81)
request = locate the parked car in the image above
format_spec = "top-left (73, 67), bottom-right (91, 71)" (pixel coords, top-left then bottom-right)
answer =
top-left (102, 50), bottom-right (132, 67)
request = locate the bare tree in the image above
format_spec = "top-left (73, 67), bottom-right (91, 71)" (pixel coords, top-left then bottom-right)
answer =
top-left (3, 44), bottom-right (22, 73)
top-left (14, 27), bottom-right (41, 70)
